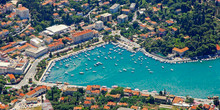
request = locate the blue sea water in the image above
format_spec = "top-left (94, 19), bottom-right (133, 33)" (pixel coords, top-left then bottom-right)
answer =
top-left (45, 44), bottom-right (220, 98)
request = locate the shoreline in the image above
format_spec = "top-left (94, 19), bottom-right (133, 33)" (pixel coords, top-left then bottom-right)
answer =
top-left (38, 41), bottom-right (218, 100)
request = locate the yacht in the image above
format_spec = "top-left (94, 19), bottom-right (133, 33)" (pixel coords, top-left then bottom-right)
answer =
top-left (79, 72), bottom-right (84, 74)
top-left (123, 69), bottom-right (127, 71)
top-left (93, 71), bottom-right (97, 73)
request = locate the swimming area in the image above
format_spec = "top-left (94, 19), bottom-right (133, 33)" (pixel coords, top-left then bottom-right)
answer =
top-left (44, 44), bottom-right (220, 98)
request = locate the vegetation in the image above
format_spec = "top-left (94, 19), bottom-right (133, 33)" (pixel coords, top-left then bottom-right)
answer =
top-left (35, 59), bottom-right (47, 81)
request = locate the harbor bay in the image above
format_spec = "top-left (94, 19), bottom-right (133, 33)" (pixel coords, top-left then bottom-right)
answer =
top-left (44, 44), bottom-right (220, 98)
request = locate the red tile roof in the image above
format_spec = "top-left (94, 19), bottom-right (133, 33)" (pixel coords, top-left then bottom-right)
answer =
top-left (172, 47), bottom-right (189, 53)
top-left (107, 102), bottom-right (116, 106)
top-left (172, 97), bottom-right (184, 103)
top-left (84, 100), bottom-right (91, 104)
top-left (72, 29), bottom-right (93, 37)
top-left (131, 105), bottom-right (139, 109)
top-left (216, 44), bottom-right (220, 51)
top-left (8, 74), bottom-right (15, 80)
top-left (104, 105), bottom-right (110, 109)
top-left (17, 7), bottom-right (28, 11)
top-left (91, 105), bottom-right (99, 109)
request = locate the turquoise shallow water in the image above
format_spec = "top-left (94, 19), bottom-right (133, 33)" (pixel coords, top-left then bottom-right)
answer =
top-left (45, 44), bottom-right (220, 98)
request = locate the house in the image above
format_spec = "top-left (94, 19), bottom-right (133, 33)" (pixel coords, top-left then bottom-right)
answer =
top-left (84, 100), bottom-right (91, 107)
top-left (107, 102), bottom-right (116, 107)
top-left (103, 1), bottom-right (110, 6)
top-left (118, 102), bottom-right (128, 107)
top-left (6, 21), bottom-right (13, 26)
top-left (171, 27), bottom-right (177, 34)
top-left (172, 96), bottom-right (184, 106)
top-left (216, 44), bottom-right (220, 54)
top-left (145, 17), bottom-right (151, 21)
top-left (117, 14), bottom-right (128, 24)
top-left (5, 3), bottom-right (14, 11)
top-left (25, 97), bottom-right (38, 104)
top-left (95, 21), bottom-right (104, 30)
top-left (7, 12), bottom-right (16, 19)
top-left (203, 104), bottom-right (210, 110)
top-left (130, 3), bottom-right (136, 11)
top-left (154, 96), bottom-right (167, 104)
top-left (166, 20), bottom-right (174, 25)
top-left (16, 6), bottom-right (29, 19)
top-left (28, 27), bottom-right (35, 32)
top-left (104, 105), bottom-right (110, 109)
top-left (10, 99), bottom-right (18, 105)
top-left (132, 91), bottom-right (140, 96)
top-left (152, 7), bottom-right (159, 13)
top-left (158, 28), bottom-right (166, 36)
top-left (25, 85), bottom-right (47, 98)
top-left (1, 22), bottom-right (7, 27)
top-left (148, 21), bottom-right (157, 26)
top-left (76, 12), bottom-right (83, 16)
top-left (140, 34), bottom-right (149, 39)
top-left (184, 36), bottom-right (190, 39)
top-left (110, 4), bottom-right (120, 13)
top-left (91, 105), bottom-right (99, 110)
top-left (124, 88), bottom-right (132, 96)
top-left (48, 41), bottom-right (64, 51)
top-left (71, 29), bottom-right (94, 43)
top-left (53, 13), bottom-right (59, 19)
top-left (190, 105), bottom-right (197, 110)
top-left (13, 26), bottom-right (20, 32)
top-left (30, 37), bottom-right (44, 47)
top-left (100, 13), bottom-right (112, 22)
top-left (172, 47), bottom-right (189, 56)
top-left (82, 3), bottom-right (89, 9)
top-left (16, 20), bottom-right (22, 26)
top-left (101, 86), bottom-right (108, 94)
top-left (63, 8), bottom-right (69, 13)
top-left (73, 106), bottom-right (83, 110)
top-left (105, 94), bottom-right (121, 101)
top-left (63, 87), bottom-right (77, 95)
top-left (43, 36), bottom-right (53, 44)
top-left (175, 9), bottom-right (181, 14)
top-left (122, 9), bottom-right (130, 15)
top-left (25, 30), bottom-right (31, 35)
top-left (130, 105), bottom-right (139, 110)
top-left (7, 74), bottom-right (16, 82)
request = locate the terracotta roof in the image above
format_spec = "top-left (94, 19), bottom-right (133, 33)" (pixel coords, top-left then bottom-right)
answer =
top-left (166, 20), bottom-right (174, 24)
top-left (103, 1), bottom-right (110, 5)
top-left (1, 44), bottom-right (12, 50)
top-left (106, 94), bottom-right (121, 98)
top-left (131, 105), bottom-right (139, 109)
top-left (26, 89), bottom-right (36, 96)
top-left (53, 13), bottom-right (59, 16)
top-left (104, 105), bottom-right (110, 109)
top-left (172, 97), bottom-right (184, 103)
top-left (107, 102), bottom-right (116, 106)
top-left (86, 97), bottom-right (95, 101)
top-left (172, 47), bottom-right (189, 53)
top-left (124, 88), bottom-right (132, 93)
top-left (101, 87), bottom-right (107, 91)
top-left (1, 22), bottom-right (6, 26)
top-left (17, 7), bottom-right (28, 11)
top-left (8, 74), bottom-right (15, 80)
top-left (17, 43), bottom-right (28, 50)
top-left (132, 91), bottom-right (140, 96)
top-left (142, 107), bottom-right (148, 110)
top-left (60, 97), bottom-right (64, 100)
top-left (48, 41), bottom-right (64, 48)
top-left (158, 28), bottom-right (166, 32)
top-left (91, 90), bottom-right (100, 94)
top-left (74, 106), bottom-right (82, 110)
top-left (203, 104), bottom-right (210, 109)
top-left (83, 3), bottom-right (89, 6)
top-left (122, 9), bottom-right (130, 12)
top-left (145, 17), bottom-right (151, 21)
top-left (216, 44), bottom-right (220, 51)
top-left (191, 106), bottom-right (197, 110)
top-left (72, 29), bottom-right (93, 37)
top-left (172, 27), bottom-right (177, 31)
top-left (4, 47), bottom-right (17, 53)
top-left (11, 99), bottom-right (18, 103)
top-left (141, 93), bottom-right (149, 97)
top-left (91, 105), bottom-right (99, 109)
top-left (152, 7), bottom-right (159, 12)
top-left (118, 102), bottom-right (128, 106)
top-left (19, 93), bottom-right (25, 97)
top-left (84, 100), bottom-right (91, 104)
top-left (184, 36), bottom-right (190, 39)
top-left (20, 33), bottom-right (25, 37)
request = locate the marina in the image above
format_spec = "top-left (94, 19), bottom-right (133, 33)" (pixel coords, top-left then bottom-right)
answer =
top-left (43, 43), bottom-right (220, 98)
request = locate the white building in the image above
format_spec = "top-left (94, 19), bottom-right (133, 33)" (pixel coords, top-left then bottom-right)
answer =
top-left (0, 59), bottom-right (29, 74)
top-left (30, 37), bottom-right (44, 47)
top-left (16, 7), bottom-right (29, 19)
top-left (117, 14), bottom-right (128, 24)
top-left (43, 24), bottom-right (69, 36)
top-left (71, 29), bottom-right (94, 43)
top-left (100, 13), bottom-right (112, 22)
top-left (95, 21), bottom-right (104, 30)
top-left (25, 46), bottom-right (48, 58)
top-left (130, 3), bottom-right (136, 11)
top-left (110, 4), bottom-right (120, 13)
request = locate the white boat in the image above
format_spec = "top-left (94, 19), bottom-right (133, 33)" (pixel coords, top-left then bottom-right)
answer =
top-left (149, 71), bottom-right (153, 73)
top-left (132, 68), bottom-right (135, 70)
top-left (209, 66), bottom-right (212, 68)
top-left (131, 71), bottom-right (134, 73)
top-left (123, 69), bottom-right (127, 71)
top-left (93, 71), bottom-right (97, 73)
top-left (171, 69), bottom-right (174, 71)
top-left (86, 68), bottom-right (88, 71)
top-left (119, 70), bottom-right (122, 72)
top-left (148, 69), bottom-right (150, 71)
top-left (134, 61), bottom-right (137, 64)
top-left (85, 63), bottom-right (88, 66)
top-left (56, 66), bottom-right (59, 69)
top-left (115, 63), bottom-right (118, 66)
top-left (65, 71), bottom-right (68, 74)
top-left (71, 74), bottom-right (74, 77)
top-left (103, 67), bottom-right (105, 69)
top-left (162, 66), bottom-right (164, 69)
top-left (65, 64), bottom-right (69, 67)
top-left (89, 67), bottom-right (92, 70)
top-left (146, 66), bottom-right (148, 68)
top-left (94, 58), bottom-right (96, 61)
top-left (79, 72), bottom-right (84, 74)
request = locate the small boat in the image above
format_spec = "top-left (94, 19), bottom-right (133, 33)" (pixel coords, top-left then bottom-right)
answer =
top-left (59, 77), bottom-right (62, 79)
top-left (65, 64), bottom-right (69, 67)
top-left (71, 74), bottom-right (74, 77)
top-left (86, 68), bottom-right (88, 71)
top-left (148, 69), bottom-right (150, 71)
top-left (131, 71), bottom-right (134, 73)
top-left (162, 66), bottom-right (164, 69)
top-left (119, 70), bottom-right (122, 72)
top-left (85, 63), bottom-right (88, 66)
top-left (56, 66), bottom-right (59, 69)
top-left (134, 61), bottom-right (137, 64)
top-left (146, 66), bottom-right (148, 68)
top-left (132, 68), bottom-right (135, 70)
top-left (65, 71), bottom-right (68, 74)
top-left (88, 58), bottom-right (91, 61)
top-left (115, 63), bottom-right (118, 66)
top-left (105, 57), bottom-right (108, 59)
top-left (209, 66), bottom-right (212, 68)
top-left (123, 69), bottom-right (127, 71)
top-left (79, 72), bottom-right (84, 74)
top-left (89, 67), bottom-right (92, 70)
top-left (94, 58), bottom-right (96, 61)
top-left (103, 67), bottom-right (105, 69)
top-left (93, 71), bottom-right (97, 73)
top-left (149, 71), bottom-right (153, 73)
top-left (97, 56), bottom-right (100, 58)
top-left (171, 69), bottom-right (174, 71)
